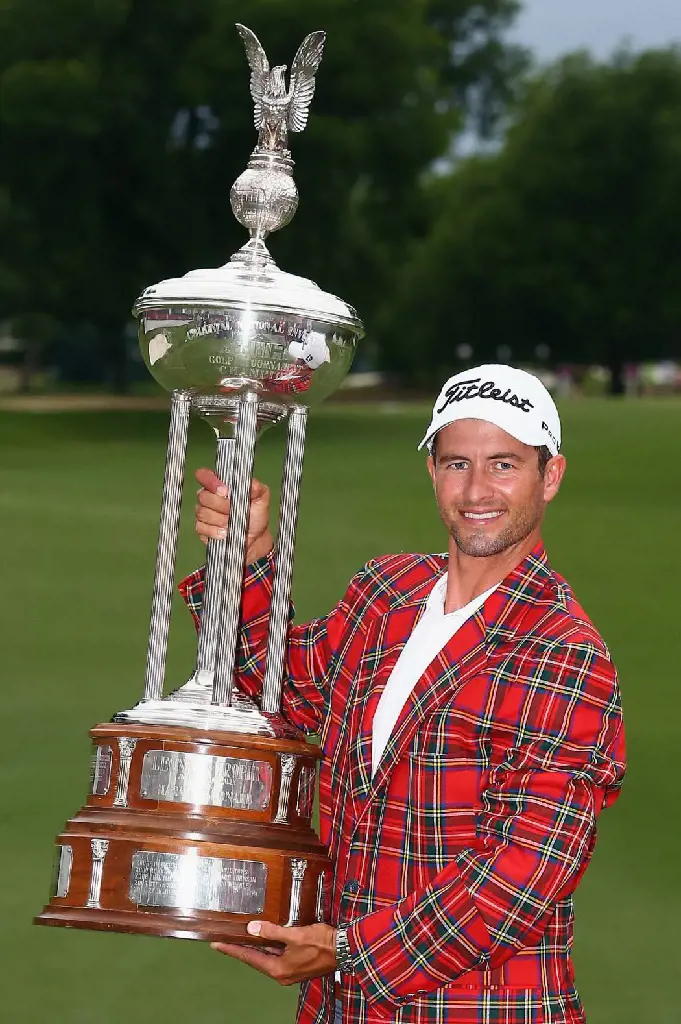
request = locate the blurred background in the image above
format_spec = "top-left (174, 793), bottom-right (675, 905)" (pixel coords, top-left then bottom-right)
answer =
top-left (1, 1), bottom-right (679, 1022)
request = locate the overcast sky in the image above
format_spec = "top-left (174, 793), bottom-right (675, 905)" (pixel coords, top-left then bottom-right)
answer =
top-left (509, 0), bottom-right (681, 61)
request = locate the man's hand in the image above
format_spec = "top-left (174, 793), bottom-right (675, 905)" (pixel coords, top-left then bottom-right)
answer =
top-left (194, 467), bottom-right (274, 565)
top-left (211, 921), bottom-right (337, 986)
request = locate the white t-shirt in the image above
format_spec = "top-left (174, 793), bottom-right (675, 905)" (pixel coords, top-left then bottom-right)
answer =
top-left (371, 574), bottom-right (498, 778)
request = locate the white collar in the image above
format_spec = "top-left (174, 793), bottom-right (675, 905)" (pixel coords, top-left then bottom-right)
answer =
top-left (425, 572), bottom-right (499, 620)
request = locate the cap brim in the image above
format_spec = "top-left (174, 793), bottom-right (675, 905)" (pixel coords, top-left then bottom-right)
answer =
top-left (418, 409), bottom-right (559, 456)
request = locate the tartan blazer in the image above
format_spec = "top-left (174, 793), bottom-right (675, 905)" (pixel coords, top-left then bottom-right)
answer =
top-left (180, 543), bottom-right (626, 1024)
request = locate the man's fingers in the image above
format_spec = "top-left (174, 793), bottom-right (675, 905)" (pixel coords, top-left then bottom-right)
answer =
top-left (250, 479), bottom-right (269, 501)
top-left (246, 920), bottom-right (309, 945)
top-left (194, 470), bottom-right (270, 552)
top-left (197, 489), bottom-right (230, 513)
top-left (195, 521), bottom-right (227, 542)
top-left (195, 505), bottom-right (229, 530)
top-left (197, 468), bottom-right (267, 502)
top-left (210, 942), bottom-right (284, 978)
top-left (195, 467), bottom-right (228, 497)
top-left (247, 922), bottom-right (335, 952)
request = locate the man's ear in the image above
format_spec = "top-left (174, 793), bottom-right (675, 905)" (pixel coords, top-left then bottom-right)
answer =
top-left (543, 454), bottom-right (566, 504)
top-left (427, 453), bottom-right (436, 488)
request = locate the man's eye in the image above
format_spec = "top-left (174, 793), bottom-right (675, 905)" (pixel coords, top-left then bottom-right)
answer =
top-left (495, 461), bottom-right (514, 471)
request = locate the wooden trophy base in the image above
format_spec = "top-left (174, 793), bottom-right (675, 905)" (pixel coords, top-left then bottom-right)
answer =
top-left (35, 722), bottom-right (331, 945)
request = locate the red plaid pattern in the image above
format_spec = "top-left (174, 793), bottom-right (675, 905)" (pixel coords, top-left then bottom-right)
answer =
top-left (179, 544), bottom-right (625, 1024)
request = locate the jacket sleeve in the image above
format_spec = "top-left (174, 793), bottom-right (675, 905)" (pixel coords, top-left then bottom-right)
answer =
top-left (179, 553), bottom-right (369, 735)
top-left (344, 641), bottom-right (626, 1009)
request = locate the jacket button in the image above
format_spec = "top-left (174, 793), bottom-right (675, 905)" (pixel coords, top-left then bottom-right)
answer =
top-left (344, 880), bottom-right (360, 894)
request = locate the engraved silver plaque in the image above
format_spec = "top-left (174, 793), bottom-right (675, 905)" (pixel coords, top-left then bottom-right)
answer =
top-left (90, 745), bottom-right (113, 796)
top-left (129, 851), bottom-right (268, 915)
top-left (140, 750), bottom-right (272, 811)
top-left (54, 845), bottom-right (73, 898)
top-left (297, 764), bottom-right (315, 819)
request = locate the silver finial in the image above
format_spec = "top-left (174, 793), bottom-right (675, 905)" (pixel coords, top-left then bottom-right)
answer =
top-left (236, 24), bottom-right (326, 155)
top-left (229, 24), bottom-right (326, 260)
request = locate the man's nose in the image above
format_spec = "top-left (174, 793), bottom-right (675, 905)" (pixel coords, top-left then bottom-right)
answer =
top-left (462, 465), bottom-right (494, 505)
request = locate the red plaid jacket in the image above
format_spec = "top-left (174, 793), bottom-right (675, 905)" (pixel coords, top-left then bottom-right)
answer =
top-left (179, 544), bottom-right (625, 1024)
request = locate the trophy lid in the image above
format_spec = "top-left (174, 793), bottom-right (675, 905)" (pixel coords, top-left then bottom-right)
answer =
top-left (133, 255), bottom-right (362, 333)
top-left (134, 24), bottom-right (362, 336)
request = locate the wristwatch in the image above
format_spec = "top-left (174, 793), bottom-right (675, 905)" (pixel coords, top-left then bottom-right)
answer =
top-left (335, 926), bottom-right (354, 975)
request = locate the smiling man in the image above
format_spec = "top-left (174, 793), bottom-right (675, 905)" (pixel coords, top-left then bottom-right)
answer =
top-left (184, 364), bottom-right (626, 1024)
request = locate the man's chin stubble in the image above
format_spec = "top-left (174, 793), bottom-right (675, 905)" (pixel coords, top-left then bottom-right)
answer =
top-left (446, 513), bottom-right (541, 559)
top-left (451, 532), bottom-right (514, 558)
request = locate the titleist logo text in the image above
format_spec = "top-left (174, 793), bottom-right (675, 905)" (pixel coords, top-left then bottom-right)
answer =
top-left (437, 378), bottom-right (534, 414)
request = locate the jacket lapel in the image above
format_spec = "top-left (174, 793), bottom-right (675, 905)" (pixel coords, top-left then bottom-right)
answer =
top-left (352, 612), bottom-right (489, 832)
top-left (349, 544), bottom-right (554, 831)
top-left (346, 561), bottom-right (447, 818)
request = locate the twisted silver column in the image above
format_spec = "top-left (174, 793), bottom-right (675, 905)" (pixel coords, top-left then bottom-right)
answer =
top-left (212, 392), bottom-right (259, 706)
top-left (143, 389), bottom-right (192, 702)
top-left (261, 406), bottom-right (308, 713)
top-left (194, 436), bottom-right (236, 688)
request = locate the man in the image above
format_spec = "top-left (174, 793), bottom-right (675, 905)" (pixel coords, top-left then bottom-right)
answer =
top-left (183, 364), bottom-right (626, 1024)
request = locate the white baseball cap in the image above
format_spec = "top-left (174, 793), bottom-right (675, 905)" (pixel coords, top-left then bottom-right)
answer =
top-left (418, 364), bottom-right (561, 456)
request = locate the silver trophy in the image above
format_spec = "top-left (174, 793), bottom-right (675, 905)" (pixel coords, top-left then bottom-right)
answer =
top-left (36, 25), bottom-right (363, 945)
top-left (122, 21), bottom-right (362, 731)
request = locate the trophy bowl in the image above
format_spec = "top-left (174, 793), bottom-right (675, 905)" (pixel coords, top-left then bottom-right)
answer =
top-left (136, 266), bottom-right (361, 434)
top-left (35, 23), bottom-right (363, 946)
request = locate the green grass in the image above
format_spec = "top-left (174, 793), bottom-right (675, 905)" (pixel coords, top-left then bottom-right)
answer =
top-left (0, 400), bottom-right (679, 1024)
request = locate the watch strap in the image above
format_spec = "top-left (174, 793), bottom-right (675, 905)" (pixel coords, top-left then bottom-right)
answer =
top-left (335, 926), bottom-right (354, 975)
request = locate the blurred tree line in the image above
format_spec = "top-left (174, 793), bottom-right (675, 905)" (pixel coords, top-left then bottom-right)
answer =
top-left (385, 49), bottom-right (681, 393)
top-left (0, 0), bottom-right (680, 393)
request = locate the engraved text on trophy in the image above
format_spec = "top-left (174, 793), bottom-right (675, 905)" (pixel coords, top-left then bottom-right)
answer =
top-left (129, 852), bottom-right (268, 915)
top-left (140, 750), bottom-right (273, 811)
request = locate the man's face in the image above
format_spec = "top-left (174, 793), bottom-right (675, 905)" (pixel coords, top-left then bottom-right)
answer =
top-left (427, 419), bottom-right (565, 558)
